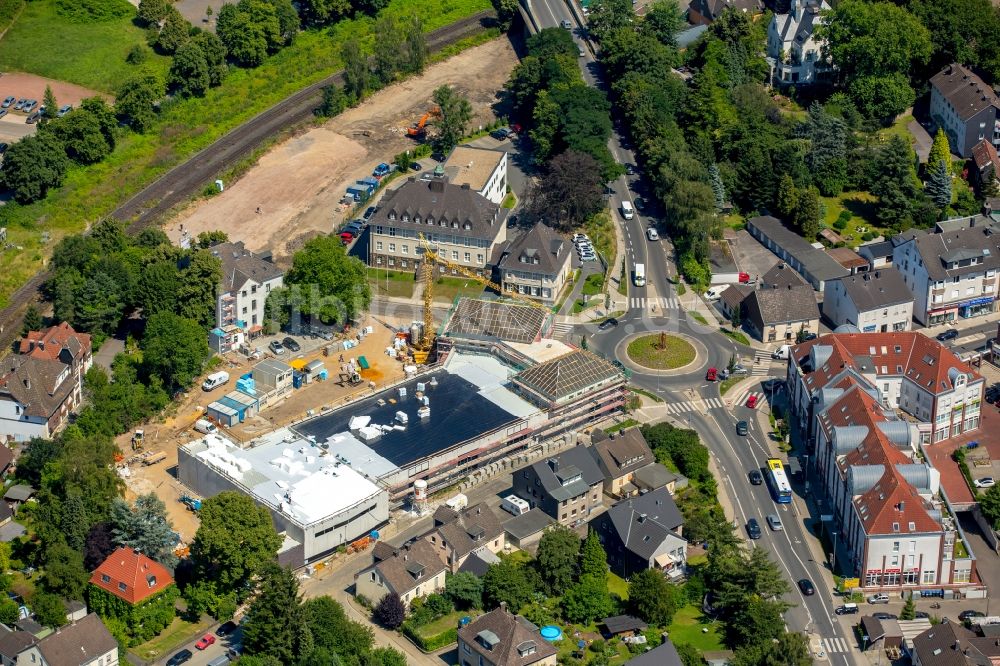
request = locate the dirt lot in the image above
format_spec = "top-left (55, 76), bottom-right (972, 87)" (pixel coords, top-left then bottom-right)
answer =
top-left (164, 37), bottom-right (519, 264)
top-left (0, 72), bottom-right (107, 143)
top-left (119, 318), bottom-right (407, 542)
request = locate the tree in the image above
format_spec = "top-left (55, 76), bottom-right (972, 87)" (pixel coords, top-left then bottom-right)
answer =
top-left (732, 631), bottom-right (812, 666)
top-left (491, 0), bottom-right (518, 30)
top-left (482, 561), bottom-right (537, 611)
top-left (373, 593), bottom-right (405, 629)
top-left (580, 530), bottom-right (607, 579)
top-left (42, 85), bottom-right (57, 122)
top-left (216, 2), bottom-right (269, 67)
top-left (49, 105), bottom-right (113, 164)
top-left (40, 541), bottom-right (89, 600)
top-left (31, 591), bottom-right (69, 628)
top-left (140, 312), bottom-right (210, 390)
top-left (642, 423), bottom-right (710, 482)
top-left (1, 132), bottom-right (69, 203)
top-left (137, 0), bottom-right (169, 26)
top-left (794, 187), bottom-right (820, 242)
top-left (524, 150), bottom-right (604, 231)
top-left (925, 160), bottom-right (952, 212)
top-left (169, 40), bottom-right (211, 97)
top-left (116, 71), bottom-right (164, 133)
top-left (801, 103), bottom-right (848, 196)
top-left (72, 272), bottom-right (124, 338)
top-left (195, 230), bottom-right (228, 248)
top-left (190, 492), bottom-right (282, 591)
top-left (561, 575), bottom-right (613, 624)
top-left (61, 494), bottom-right (89, 552)
top-left (110, 493), bottom-right (177, 567)
top-left (270, 0), bottom-right (299, 45)
top-left (536, 526), bottom-right (581, 593)
top-left (979, 483), bottom-right (1000, 528)
top-left (709, 163), bottom-right (726, 212)
top-left (302, 596), bottom-right (374, 660)
top-left (404, 16), bottom-right (427, 74)
top-left (642, 0), bottom-right (684, 46)
top-left (84, 522), bottom-right (117, 570)
top-left (280, 235), bottom-right (370, 324)
top-left (316, 84), bottom-right (347, 117)
top-left (242, 563), bottom-right (309, 663)
top-left (901, 593), bottom-right (916, 621)
top-left (628, 568), bottom-right (681, 625)
top-left (587, 0), bottom-right (634, 43)
top-left (433, 85), bottom-right (472, 153)
top-left (445, 572), bottom-right (483, 609)
top-left (872, 135), bottom-right (921, 233)
top-left (775, 174), bottom-right (798, 219)
top-left (156, 7), bottom-right (191, 54)
top-left (175, 249), bottom-right (223, 329)
top-left (21, 305), bottom-right (42, 335)
top-left (846, 72), bottom-right (917, 122)
top-left (341, 39), bottom-right (368, 102)
top-left (928, 127), bottom-right (951, 168)
top-left (372, 16), bottom-right (403, 85)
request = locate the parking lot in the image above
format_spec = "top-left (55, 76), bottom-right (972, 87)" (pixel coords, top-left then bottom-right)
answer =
top-left (0, 72), bottom-right (107, 144)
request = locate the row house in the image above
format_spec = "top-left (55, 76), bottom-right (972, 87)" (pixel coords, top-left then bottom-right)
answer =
top-left (929, 63), bottom-right (1000, 159)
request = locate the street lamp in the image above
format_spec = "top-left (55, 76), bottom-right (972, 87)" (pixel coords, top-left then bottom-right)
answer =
top-left (831, 531), bottom-right (838, 573)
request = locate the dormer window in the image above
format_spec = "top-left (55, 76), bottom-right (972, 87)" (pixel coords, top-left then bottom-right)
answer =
top-left (389, 212), bottom-right (397, 220)
top-left (439, 220), bottom-right (446, 226)
top-left (414, 216), bottom-right (420, 224)
top-left (402, 215), bottom-right (409, 222)
top-left (426, 216), bottom-right (434, 225)
top-left (451, 221), bottom-right (458, 228)
top-left (463, 222), bottom-right (472, 230)
top-left (118, 582), bottom-right (127, 592)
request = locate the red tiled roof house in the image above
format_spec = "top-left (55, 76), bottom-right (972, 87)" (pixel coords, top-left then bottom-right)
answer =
top-left (87, 547), bottom-right (178, 643)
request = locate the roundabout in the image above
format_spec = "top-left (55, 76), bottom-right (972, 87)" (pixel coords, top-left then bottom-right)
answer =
top-left (625, 333), bottom-right (696, 370)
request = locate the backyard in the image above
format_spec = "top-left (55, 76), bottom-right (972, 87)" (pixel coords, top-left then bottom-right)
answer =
top-left (431, 275), bottom-right (488, 303)
top-left (367, 268), bottom-right (415, 299)
top-left (129, 616), bottom-right (214, 663)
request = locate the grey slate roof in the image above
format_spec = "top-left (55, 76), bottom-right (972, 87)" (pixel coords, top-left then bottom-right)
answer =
top-left (690, 0), bottom-right (760, 20)
top-left (895, 216), bottom-right (1000, 280)
top-left (747, 216), bottom-right (850, 283)
top-left (602, 615), bottom-right (647, 635)
top-left (457, 548), bottom-right (498, 577)
top-left (529, 447), bottom-right (604, 502)
top-left (830, 268), bottom-right (913, 311)
top-left (4, 485), bottom-right (35, 502)
top-left (624, 640), bottom-right (685, 666)
top-left (911, 621), bottom-right (987, 666)
top-left (513, 350), bottom-right (621, 403)
top-left (0, 626), bottom-right (37, 661)
top-left (591, 429), bottom-right (654, 480)
top-left (604, 488), bottom-right (684, 560)
top-left (373, 178), bottom-right (507, 242)
top-left (0, 522), bottom-right (25, 542)
top-left (0, 355), bottom-right (75, 420)
top-left (36, 613), bottom-right (118, 666)
top-left (457, 607), bottom-right (557, 666)
top-left (858, 240), bottom-right (894, 262)
top-left (760, 263), bottom-right (807, 289)
top-left (931, 63), bottom-right (1000, 122)
top-left (443, 298), bottom-right (548, 344)
top-left (633, 463), bottom-right (679, 490)
top-left (366, 537), bottom-right (447, 597)
top-left (503, 508), bottom-right (555, 540)
top-left (211, 241), bottom-right (283, 292)
top-left (498, 223), bottom-right (570, 277)
top-left (744, 285), bottom-right (820, 326)
top-left (434, 503), bottom-right (505, 560)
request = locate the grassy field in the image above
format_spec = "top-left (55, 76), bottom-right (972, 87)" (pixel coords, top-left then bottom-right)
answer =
top-left (130, 616), bottom-right (213, 662)
top-left (0, 0), bottom-right (23, 35)
top-left (625, 334), bottom-right (695, 370)
top-left (819, 190), bottom-right (879, 244)
top-left (720, 327), bottom-right (750, 347)
top-left (581, 272), bottom-right (604, 296)
top-left (666, 605), bottom-right (724, 652)
top-left (606, 572), bottom-right (629, 599)
top-left (0, 0), bottom-right (170, 93)
top-left (0, 0), bottom-right (491, 307)
top-left (367, 268), bottom-right (415, 298)
top-left (431, 275), bottom-right (487, 303)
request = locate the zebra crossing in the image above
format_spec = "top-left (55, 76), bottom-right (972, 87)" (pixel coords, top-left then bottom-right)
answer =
top-left (629, 296), bottom-right (680, 311)
top-left (820, 637), bottom-right (850, 654)
top-left (549, 321), bottom-right (575, 338)
top-left (751, 350), bottom-right (780, 376)
top-left (662, 397), bottom-right (725, 415)
top-left (732, 390), bottom-right (764, 407)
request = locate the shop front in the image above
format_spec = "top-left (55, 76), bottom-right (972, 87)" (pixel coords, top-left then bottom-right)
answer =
top-left (959, 296), bottom-right (996, 319)
top-left (927, 306), bottom-right (957, 325)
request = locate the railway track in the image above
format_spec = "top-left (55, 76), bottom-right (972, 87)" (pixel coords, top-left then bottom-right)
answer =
top-left (0, 11), bottom-right (495, 352)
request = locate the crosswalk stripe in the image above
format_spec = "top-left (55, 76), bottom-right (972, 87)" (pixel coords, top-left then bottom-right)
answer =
top-left (629, 297), bottom-right (681, 310)
top-left (821, 637), bottom-right (849, 653)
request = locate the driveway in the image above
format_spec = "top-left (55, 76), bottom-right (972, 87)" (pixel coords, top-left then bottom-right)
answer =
top-left (463, 135), bottom-right (533, 200)
top-left (909, 119), bottom-right (934, 163)
top-left (728, 228), bottom-right (780, 281)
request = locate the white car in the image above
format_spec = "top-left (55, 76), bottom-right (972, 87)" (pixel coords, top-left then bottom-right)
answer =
top-left (976, 477), bottom-right (995, 489)
top-left (646, 227), bottom-right (659, 241)
top-left (572, 233), bottom-right (589, 242)
top-left (579, 253), bottom-right (596, 262)
top-left (704, 286), bottom-right (724, 301)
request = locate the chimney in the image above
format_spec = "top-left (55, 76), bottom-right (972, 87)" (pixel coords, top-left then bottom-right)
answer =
top-left (500, 601), bottom-right (507, 611)
top-left (429, 180), bottom-right (445, 193)
top-left (548, 458), bottom-right (559, 472)
top-left (461, 183), bottom-right (471, 190)
top-left (22, 377), bottom-right (29, 390)
top-left (638, 513), bottom-right (647, 523)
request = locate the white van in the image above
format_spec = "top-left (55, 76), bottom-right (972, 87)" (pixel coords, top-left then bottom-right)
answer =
top-left (633, 263), bottom-right (646, 287)
top-left (705, 286), bottom-right (724, 301)
top-left (202, 371), bottom-right (230, 391)
top-left (501, 495), bottom-right (530, 516)
top-left (772, 344), bottom-right (791, 360)
top-left (194, 419), bottom-right (218, 435)
top-left (620, 200), bottom-right (635, 220)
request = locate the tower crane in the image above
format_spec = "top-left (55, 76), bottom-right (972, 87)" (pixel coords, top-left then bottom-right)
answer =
top-left (409, 233), bottom-right (551, 364)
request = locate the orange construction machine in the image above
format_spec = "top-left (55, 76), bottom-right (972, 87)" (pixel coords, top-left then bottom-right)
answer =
top-left (406, 108), bottom-right (439, 139)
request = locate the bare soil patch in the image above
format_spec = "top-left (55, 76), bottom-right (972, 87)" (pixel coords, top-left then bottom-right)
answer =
top-left (164, 37), bottom-right (518, 265)
top-left (0, 71), bottom-right (110, 105)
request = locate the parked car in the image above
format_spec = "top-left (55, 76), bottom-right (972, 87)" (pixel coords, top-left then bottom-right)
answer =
top-left (868, 593), bottom-right (890, 604)
top-left (625, 163), bottom-right (635, 175)
top-left (22, 100), bottom-right (37, 113)
top-left (572, 233), bottom-right (589, 242)
top-left (646, 227), bottom-right (659, 241)
top-left (57, 104), bottom-right (72, 117)
top-left (1, 96), bottom-right (14, 108)
top-left (975, 477), bottom-right (995, 489)
top-left (0, 109), bottom-right (6, 119)
top-left (195, 634), bottom-right (216, 650)
top-left (363, 206), bottom-right (377, 220)
top-left (166, 650), bottom-right (193, 666)
top-left (736, 420), bottom-right (749, 436)
top-left (798, 579), bottom-right (815, 596)
top-left (13, 98), bottom-right (26, 110)
top-left (766, 513), bottom-right (783, 531)
top-left (761, 378), bottom-right (784, 392)
top-left (410, 161), bottom-right (422, 171)
top-left (282, 337), bottom-right (301, 352)
top-left (268, 340), bottom-right (285, 355)
top-left (835, 603), bottom-right (859, 615)
top-left (915, 611), bottom-right (930, 619)
top-left (0, 143), bottom-right (9, 153)
top-left (25, 111), bottom-right (40, 124)
top-left (872, 612), bottom-right (897, 621)
top-left (748, 469), bottom-right (763, 485)
top-left (598, 317), bottom-right (618, 331)
top-left (937, 328), bottom-right (959, 342)
top-left (959, 610), bottom-right (986, 621)
top-left (216, 621), bottom-right (238, 637)
top-left (746, 518), bottom-right (762, 540)
top-left (732, 364), bottom-right (748, 375)
top-left (560, 18), bottom-right (572, 28)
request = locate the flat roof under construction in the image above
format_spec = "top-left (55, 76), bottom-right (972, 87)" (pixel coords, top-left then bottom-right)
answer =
top-left (292, 353), bottom-right (536, 468)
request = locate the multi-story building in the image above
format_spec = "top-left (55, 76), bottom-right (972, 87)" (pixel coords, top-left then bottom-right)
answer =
top-left (972, 139), bottom-right (1000, 192)
top-left (210, 241), bottom-right (284, 333)
top-left (590, 489), bottom-right (687, 580)
top-left (929, 63), bottom-right (1000, 159)
top-left (443, 146), bottom-right (508, 205)
top-left (822, 268), bottom-right (914, 333)
top-left (427, 502), bottom-right (505, 573)
top-left (0, 613), bottom-right (120, 666)
top-left (788, 332), bottom-right (984, 445)
top-left (457, 606), bottom-right (558, 666)
top-left (892, 214), bottom-right (1000, 325)
top-left (589, 428), bottom-right (655, 498)
top-left (741, 285), bottom-right (820, 342)
top-left (18, 322), bottom-right (92, 384)
top-left (766, 0), bottom-right (831, 86)
top-left (355, 537), bottom-right (448, 609)
top-left (512, 447), bottom-right (604, 527)
top-left (497, 223), bottom-right (572, 305)
top-left (368, 178), bottom-right (508, 276)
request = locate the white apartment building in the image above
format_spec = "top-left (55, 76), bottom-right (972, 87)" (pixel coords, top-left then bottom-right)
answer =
top-left (767, 0), bottom-right (831, 86)
top-left (893, 215), bottom-right (1000, 326)
top-left (210, 241), bottom-right (284, 334)
top-left (929, 63), bottom-right (1000, 159)
top-left (823, 268), bottom-right (914, 333)
top-left (497, 223), bottom-right (573, 304)
top-left (443, 146), bottom-right (508, 205)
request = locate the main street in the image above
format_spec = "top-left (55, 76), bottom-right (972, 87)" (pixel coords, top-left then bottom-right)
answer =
top-left (522, 0), bottom-right (862, 659)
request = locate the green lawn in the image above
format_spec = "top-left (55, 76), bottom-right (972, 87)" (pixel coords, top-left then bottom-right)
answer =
top-left (0, 0), bottom-right (171, 93)
top-left (367, 268), bottom-right (415, 299)
top-left (581, 272), bottom-right (605, 296)
top-left (415, 609), bottom-right (481, 638)
top-left (431, 275), bottom-right (486, 303)
top-left (875, 113), bottom-right (916, 146)
top-left (0, 0), bottom-right (491, 308)
top-left (820, 191), bottom-right (879, 244)
top-left (583, 211), bottom-right (615, 267)
top-left (130, 616), bottom-right (213, 663)
top-left (720, 328), bottom-right (750, 346)
top-left (628, 386), bottom-right (664, 403)
top-left (666, 605), bottom-right (724, 652)
top-left (719, 376), bottom-right (740, 396)
top-left (605, 418), bottom-right (639, 434)
top-left (607, 572), bottom-right (629, 599)
top-left (689, 312), bottom-right (707, 325)
top-left (626, 334), bottom-right (696, 370)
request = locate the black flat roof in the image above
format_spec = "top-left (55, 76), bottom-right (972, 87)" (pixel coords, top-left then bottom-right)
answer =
top-left (292, 371), bottom-right (521, 467)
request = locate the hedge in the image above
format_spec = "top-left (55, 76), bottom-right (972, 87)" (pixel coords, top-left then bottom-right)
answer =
top-left (402, 623), bottom-right (458, 652)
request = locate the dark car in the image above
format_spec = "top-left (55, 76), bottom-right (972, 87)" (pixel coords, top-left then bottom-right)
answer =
top-left (25, 111), bottom-right (40, 124)
top-left (598, 317), bottom-right (619, 331)
top-left (798, 579), bottom-right (815, 596)
top-left (761, 378), bottom-right (784, 392)
top-left (625, 163), bottom-right (636, 175)
top-left (959, 610), bottom-right (986, 621)
top-left (736, 420), bottom-right (749, 436)
top-left (282, 337), bottom-right (301, 353)
top-left (835, 604), bottom-right (859, 615)
top-left (410, 161), bottom-right (422, 171)
top-left (0, 109), bottom-right (6, 120)
top-left (0, 143), bottom-right (8, 153)
top-left (746, 518), bottom-right (762, 539)
top-left (937, 328), bottom-right (959, 342)
top-left (166, 649), bottom-right (193, 666)
top-left (915, 611), bottom-right (930, 619)
top-left (560, 18), bottom-right (572, 28)
top-left (748, 469), bottom-right (763, 485)
top-left (873, 612), bottom-right (897, 621)
top-left (216, 621), bottom-right (238, 637)
top-left (363, 206), bottom-right (376, 220)
top-left (799, 332), bottom-right (817, 341)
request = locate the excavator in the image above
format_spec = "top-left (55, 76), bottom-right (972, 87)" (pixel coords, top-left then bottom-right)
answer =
top-left (406, 107), bottom-right (440, 139)
top-left (409, 233), bottom-right (550, 364)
